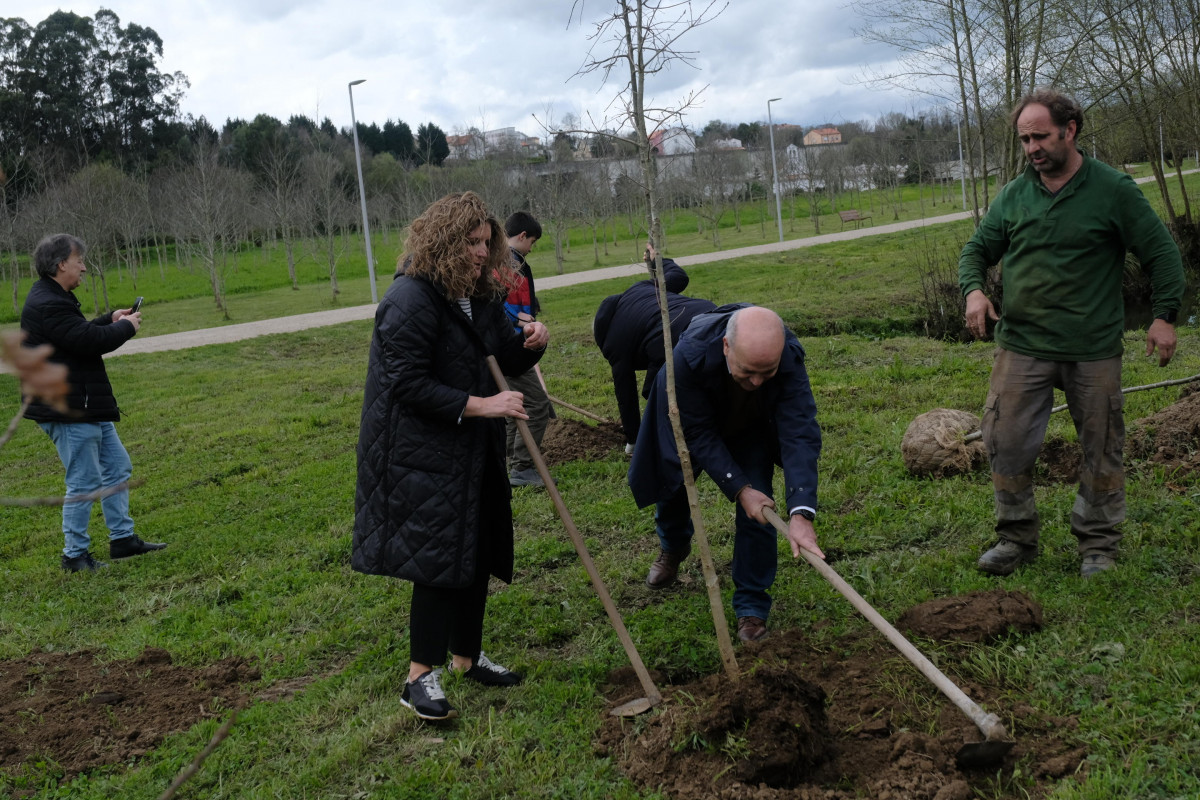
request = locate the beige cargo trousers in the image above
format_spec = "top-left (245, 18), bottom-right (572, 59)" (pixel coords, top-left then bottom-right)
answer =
top-left (981, 348), bottom-right (1125, 556)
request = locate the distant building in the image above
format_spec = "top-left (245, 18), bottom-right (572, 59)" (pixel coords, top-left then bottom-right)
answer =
top-left (649, 127), bottom-right (697, 155)
top-left (446, 133), bottom-right (486, 161)
top-left (483, 127), bottom-right (542, 156)
top-left (803, 125), bottom-right (842, 146)
top-left (712, 137), bottom-right (744, 150)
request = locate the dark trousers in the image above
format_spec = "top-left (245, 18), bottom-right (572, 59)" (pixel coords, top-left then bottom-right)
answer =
top-left (981, 348), bottom-right (1125, 555)
top-left (409, 568), bottom-right (491, 667)
top-left (654, 434), bottom-right (778, 621)
top-left (504, 368), bottom-right (551, 473)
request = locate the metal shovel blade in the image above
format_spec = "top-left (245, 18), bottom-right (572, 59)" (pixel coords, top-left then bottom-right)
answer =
top-left (610, 696), bottom-right (656, 717)
top-left (956, 737), bottom-right (1015, 770)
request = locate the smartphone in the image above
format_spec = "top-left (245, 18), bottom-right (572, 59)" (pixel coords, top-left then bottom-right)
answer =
top-left (131, 296), bottom-right (143, 313)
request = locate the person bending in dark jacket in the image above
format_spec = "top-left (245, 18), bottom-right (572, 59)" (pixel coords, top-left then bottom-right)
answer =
top-left (352, 192), bottom-right (549, 722)
top-left (593, 244), bottom-right (716, 452)
top-left (21, 234), bottom-right (165, 573)
top-left (628, 304), bottom-right (822, 644)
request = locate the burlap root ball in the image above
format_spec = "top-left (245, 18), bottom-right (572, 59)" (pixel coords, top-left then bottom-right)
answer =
top-left (902, 408), bottom-right (987, 477)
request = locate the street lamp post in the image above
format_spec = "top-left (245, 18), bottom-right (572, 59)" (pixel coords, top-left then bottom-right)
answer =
top-left (348, 79), bottom-right (378, 304)
top-left (957, 114), bottom-right (967, 210)
top-left (766, 97), bottom-right (784, 243)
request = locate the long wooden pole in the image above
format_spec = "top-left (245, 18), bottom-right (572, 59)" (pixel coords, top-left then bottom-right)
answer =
top-left (763, 507), bottom-right (1009, 743)
top-left (487, 356), bottom-right (662, 709)
top-left (546, 394), bottom-right (613, 424)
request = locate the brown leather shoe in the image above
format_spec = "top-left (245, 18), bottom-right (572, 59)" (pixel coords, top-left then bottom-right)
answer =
top-left (737, 616), bottom-right (768, 643)
top-left (645, 546), bottom-right (689, 589)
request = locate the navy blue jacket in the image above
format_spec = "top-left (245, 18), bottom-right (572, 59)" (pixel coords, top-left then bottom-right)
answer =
top-left (627, 304), bottom-right (821, 513)
top-left (593, 259), bottom-right (715, 444)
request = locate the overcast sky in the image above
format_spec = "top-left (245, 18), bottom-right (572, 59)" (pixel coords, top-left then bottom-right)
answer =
top-left (17, 1), bottom-right (934, 138)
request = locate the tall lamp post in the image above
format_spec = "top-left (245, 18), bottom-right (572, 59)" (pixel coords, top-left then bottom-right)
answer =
top-left (348, 79), bottom-right (378, 304)
top-left (766, 98), bottom-right (784, 243)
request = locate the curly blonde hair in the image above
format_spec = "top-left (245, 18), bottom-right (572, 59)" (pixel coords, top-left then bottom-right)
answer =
top-left (400, 192), bottom-right (518, 299)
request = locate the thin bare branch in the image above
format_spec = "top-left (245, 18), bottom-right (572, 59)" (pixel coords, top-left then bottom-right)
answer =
top-left (1, 478), bottom-right (144, 508)
top-left (157, 697), bottom-right (247, 800)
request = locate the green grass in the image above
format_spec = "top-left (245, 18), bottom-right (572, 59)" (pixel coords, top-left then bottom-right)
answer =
top-left (2, 222), bottom-right (1199, 798)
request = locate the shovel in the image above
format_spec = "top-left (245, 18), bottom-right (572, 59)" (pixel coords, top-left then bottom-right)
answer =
top-left (763, 508), bottom-right (1015, 769)
top-left (487, 356), bottom-right (662, 716)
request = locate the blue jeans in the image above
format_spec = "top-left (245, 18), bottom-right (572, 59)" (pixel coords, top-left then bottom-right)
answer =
top-left (39, 421), bottom-right (135, 558)
top-left (655, 435), bottom-right (778, 621)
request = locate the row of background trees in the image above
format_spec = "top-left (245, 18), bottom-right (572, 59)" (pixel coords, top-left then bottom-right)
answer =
top-left (2, 4), bottom-right (1198, 318)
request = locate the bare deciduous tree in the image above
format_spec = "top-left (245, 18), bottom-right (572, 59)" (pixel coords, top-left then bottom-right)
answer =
top-left (166, 139), bottom-right (251, 317)
top-left (570, 0), bottom-right (740, 679)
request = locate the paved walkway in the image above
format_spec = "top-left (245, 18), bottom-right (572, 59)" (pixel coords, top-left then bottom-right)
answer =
top-left (10, 165), bottom-right (1193, 366)
top-left (107, 209), bottom-right (974, 360)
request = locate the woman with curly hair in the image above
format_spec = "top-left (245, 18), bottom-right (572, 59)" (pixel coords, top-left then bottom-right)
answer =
top-left (353, 192), bottom-right (549, 721)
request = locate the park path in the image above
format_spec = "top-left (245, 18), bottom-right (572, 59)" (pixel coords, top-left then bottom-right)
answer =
top-left (107, 209), bottom-right (974, 360)
top-left (14, 164), bottom-right (1192, 366)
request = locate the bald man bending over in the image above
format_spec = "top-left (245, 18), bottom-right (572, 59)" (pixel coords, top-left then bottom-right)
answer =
top-left (628, 304), bottom-right (823, 643)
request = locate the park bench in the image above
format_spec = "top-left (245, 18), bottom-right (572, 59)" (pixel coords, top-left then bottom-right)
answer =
top-left (838, 209), bottom-right (872, 230)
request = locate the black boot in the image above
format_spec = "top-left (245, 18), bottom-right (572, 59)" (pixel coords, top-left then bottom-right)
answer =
top-left (110, 535), bottom-right (167, 560)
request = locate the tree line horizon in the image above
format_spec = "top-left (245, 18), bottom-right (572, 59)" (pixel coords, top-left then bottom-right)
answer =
top-left (2, 4), bottom-right (1197, 319)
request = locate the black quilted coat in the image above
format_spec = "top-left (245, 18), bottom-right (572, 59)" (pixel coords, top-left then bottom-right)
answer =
top-left (352, 273), bottom-right (543, 587)
top-left (20, 277), bottom-right (136, 423)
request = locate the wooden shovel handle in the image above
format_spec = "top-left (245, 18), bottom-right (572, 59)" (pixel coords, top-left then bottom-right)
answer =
top-left (487, 356), bottom-right (661, 706)
top-left (763, 507), bottom-right (1008, 742)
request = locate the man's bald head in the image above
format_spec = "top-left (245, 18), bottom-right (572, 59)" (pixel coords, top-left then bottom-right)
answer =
top-left (724, 306), bottom-right (785, 391)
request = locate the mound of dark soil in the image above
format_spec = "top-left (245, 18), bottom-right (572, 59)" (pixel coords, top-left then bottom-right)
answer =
top-left (1128, 383), bottom-right (1200, 477)
top-left (600, 663), bottom-right (830, 793)
top-left (598, 606), bottom-right (1084, 800)
top-left (539, 418), bottom-right (626, 466)
top-left (0, 648), bottom-right (259, 782)
top-left (897, 588), bottom-right (1043, 643)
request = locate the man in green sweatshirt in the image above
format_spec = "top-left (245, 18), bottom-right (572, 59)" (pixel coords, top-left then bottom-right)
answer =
top-left (958, 87), bottom-right (1185, 579)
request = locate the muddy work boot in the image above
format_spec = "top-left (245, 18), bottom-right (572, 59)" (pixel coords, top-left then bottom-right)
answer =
top-left (1080, 553), bottom-right (1115, 578)
top-left (736, 616), bottom-right (768, 643)
top-left (976, 540), bottom-right (1038, 576)
top-left (645, 545), bottom-right (690, 589)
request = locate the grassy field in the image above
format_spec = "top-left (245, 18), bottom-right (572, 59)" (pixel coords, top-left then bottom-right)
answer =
top-left (1, 214), bottom-right (1198, 797)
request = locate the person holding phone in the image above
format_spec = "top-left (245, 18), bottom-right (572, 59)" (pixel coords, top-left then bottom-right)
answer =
top-left (20, 234), bottom-right (166, 572)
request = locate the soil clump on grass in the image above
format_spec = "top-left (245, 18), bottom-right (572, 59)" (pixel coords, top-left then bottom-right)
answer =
top-left (1128, 383), bottom-right (1200, 477)
top-left (0, 647), bottom-right (259, 787)
top-left (1036, 384), bottom-right (1200, 482)
top-left (539, 417), bottom-right (626, 466)
top-left (897, 588), bottom-right (1043, 643)
top-left (598, 598), bottom-right (1085, 799)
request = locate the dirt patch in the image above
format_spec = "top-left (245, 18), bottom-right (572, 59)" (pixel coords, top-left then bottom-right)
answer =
top-left (0, 647), bottom-right (259, 787)
top-left (539, 417), bottom-right (626, 466)
top-left (897, 589), bottom-right (1043, 643)
top-left (598, 592), bottom-right (1085, 799)
top-left (1128, 384), bottom-right (1200, 478)
top-left (1036, 437), bottom-right (1081, 484)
